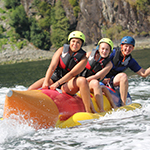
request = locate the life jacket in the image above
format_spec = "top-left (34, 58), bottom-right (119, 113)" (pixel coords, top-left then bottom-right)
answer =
top-left (81, 49), bottom-right (110, 78)
top-left (55, 44), bottom-right (86, 78)
top-left (113, 46), bottom-right (132, 67)
top-left (107, 47), bottom-right (132, 77)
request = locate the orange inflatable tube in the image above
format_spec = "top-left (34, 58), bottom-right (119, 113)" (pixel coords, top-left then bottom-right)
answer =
top-left (3, 90), bottom-right (59, 129)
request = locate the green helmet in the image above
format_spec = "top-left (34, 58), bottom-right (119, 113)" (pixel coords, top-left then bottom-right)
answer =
top-left (98, 38), bottom-right (114, 52)
top-left (68, 31), bottom-right (85, 44)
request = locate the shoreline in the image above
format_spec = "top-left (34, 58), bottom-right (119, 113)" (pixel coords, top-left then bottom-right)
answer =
top-left (0, 37), bottom-right (150, 65)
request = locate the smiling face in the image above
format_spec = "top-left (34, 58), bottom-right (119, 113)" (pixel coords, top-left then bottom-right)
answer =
top-left (99, 43), bottom-right (111, 58)
top-left (69, 38), bottom-right (82, 53)
top-left (121, 44), bottom-right (134, 56)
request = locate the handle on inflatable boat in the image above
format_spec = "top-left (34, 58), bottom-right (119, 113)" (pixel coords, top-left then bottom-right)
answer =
top-left (56, 88), bottom-right (62, 93)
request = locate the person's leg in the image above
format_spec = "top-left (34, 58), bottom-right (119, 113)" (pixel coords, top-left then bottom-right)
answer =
top-left (28, 78), bottom-right (45, 90)
top-left (101, 85), bottom-right (117, 108)
top-left (61, 77), bottom-right (92, 113)
top-left (113, 73), bottom-right (128, 105)
top-left (89, 79), bottom-right (105, 112)
top-left (28, 77), bottom-right (53, 90)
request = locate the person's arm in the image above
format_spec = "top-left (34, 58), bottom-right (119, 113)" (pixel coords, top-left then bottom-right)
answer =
top-left (129, 58), bottom-right (150, 78)
top-left (86, 61), bottom-right (113, 82)
top-left (86, 51), bottom-right (92, 58)
top-left (50, 55), bottom-right (88, 89)
top-left (42, 47), bottom-right (63, 89)
top-left (136, 67), bottom-right (150, 77)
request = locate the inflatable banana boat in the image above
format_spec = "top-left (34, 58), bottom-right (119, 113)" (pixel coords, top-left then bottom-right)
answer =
top-left (2, 88), bottom-right (141, 129)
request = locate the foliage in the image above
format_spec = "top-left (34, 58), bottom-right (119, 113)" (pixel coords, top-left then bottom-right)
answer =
top-left (38, 16), bottom-right (51, 30)
top-left (30, 18), bottom-right (51, 50)
top-left (101, 25), bottom-right (107, 37)
top-left (37, 1), bottom-right (51, 17)
top-left (8, 1), bottom-right (51, 50)
top-left (73, 6), bottom-right (80, 18)
top-left (32, 0), bottom-right (41, 7)
top-left (32, 0), bottom-right (51, 31)
top-left (139, 31), bottom-right (148, 36)
top-left (16, 40), bottom-right (27, 49)
top-left (126, 0), bottom-right (150, 15)
top-left (0, 25), bottom-right (5, 34)
top-left (136, 0), bottom-right (150, 15)
top-left (0, 8), bottom-right (6, 13)
top-left (106, 25), bottom-right (133, 40)
top-left (69, 0), bottom-right (78, 7)
top-left (9, 5), bottom-right (30, 39)
top-left (7, 28), bottom-right (21, 40)
top-left (0, 16), bottom-right (6, 20)
top-left (4, 0), bottom-right (21, 9)
top-left (0, 38), bottom-right (8, 50)
top-left (51, 0), bottom-right (70, 48)
top-left (2, 0), bottom-right (150, 51)
top-left (69, 0), bottom-right (80, 18)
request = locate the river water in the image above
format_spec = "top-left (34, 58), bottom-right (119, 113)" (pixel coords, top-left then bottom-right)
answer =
top-left (0, 49), bottom-right (150, 149)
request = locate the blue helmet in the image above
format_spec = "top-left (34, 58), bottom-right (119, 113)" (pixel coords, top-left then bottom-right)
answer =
top-left (120, 36), bottom-right (135, 46)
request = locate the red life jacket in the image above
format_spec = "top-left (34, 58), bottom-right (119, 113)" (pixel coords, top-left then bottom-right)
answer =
top-left (81, 49), bottom-right (110, 78)
top-left (51, 44), bottom-right (86, 81)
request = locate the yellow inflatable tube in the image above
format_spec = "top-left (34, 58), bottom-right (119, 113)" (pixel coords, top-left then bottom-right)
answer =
top-left (56, 103), bottom-right (141, 128)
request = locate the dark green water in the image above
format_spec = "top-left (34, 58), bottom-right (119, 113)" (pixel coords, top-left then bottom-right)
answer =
top-left (0, 59), bottom-right (50, 88)
top-left (125, 48), bottom-right (150, 76)
top-left (0, 49), bottom-right (150, 88)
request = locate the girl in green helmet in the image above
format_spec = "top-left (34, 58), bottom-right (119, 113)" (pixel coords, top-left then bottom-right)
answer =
top-left (80, 38), bottom-right (117, 112)
top-left (28, 31), bottom-right (93, 113)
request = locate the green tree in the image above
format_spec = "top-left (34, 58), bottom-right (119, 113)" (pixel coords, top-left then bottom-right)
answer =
top-left (9, 5), bottom-right (30, 39)
top-left (4, 0), bottom-right (21, 9)
top-left (32, 0), bottom-right (51, 31)
top-left (51, 0), bottom-right (70, 48)
top-left (69, 0), bottom-right (78, 6)
top-left (69, 0), bottom-right (80, 17)
top-left (30, 18), bottom-right (51, 50)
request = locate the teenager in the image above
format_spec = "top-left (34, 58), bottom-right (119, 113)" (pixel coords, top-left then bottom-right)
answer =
top-left (106, 36), bottom-right (150, 105)
top-left (80, 38), bottom-right (117, 112)
top-left (28, 31), bottom-right (92, 112)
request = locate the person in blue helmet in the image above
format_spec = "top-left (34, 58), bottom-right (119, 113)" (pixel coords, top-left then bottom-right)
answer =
top-left (105, 36), bottom-right (150, 105)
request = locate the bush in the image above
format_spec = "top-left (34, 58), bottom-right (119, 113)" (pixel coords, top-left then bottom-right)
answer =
top-left (69, 0), bottom-right (78, 7)
top-left (69, 0), bottom-right (80, 18)
top-left (16, 40), bottom-right (27, 49)
top-left (4, 0), bottom-right (21, 9)
top-left (0, 8), bottom-right (6, 13)
top-left (7, 28), bottom-right (19, 37)
top-left (38, 16), bottom-right (51, 31)
top-left (136, 0), bottom-right (150, 15)
top-left (0, 16), bottom-right (6, 20)
top-left (30, 19), bottom-right (51, 50)
top-left (9, 5), bottom-right (30, 38)
top-left (119, 30), bottom-right (133, 38)
top-left (51, 0), bottom-right (70, 48)
top-left (105, 25), bottom-right (132, 40)
top-left (73, 6), bottom-right (80, 18)
top-left (0, 25), bottom-right (5, 34)
top-left (32, 1), bottom-right (51, 31)
top-left (140, 31), bottom-right (148, 36)
top-left (0, 38), bottom-right (8, 49)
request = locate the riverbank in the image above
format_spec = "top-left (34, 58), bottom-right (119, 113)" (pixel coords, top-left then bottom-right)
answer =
top-left (0, 37), bottom-right (150, 65)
